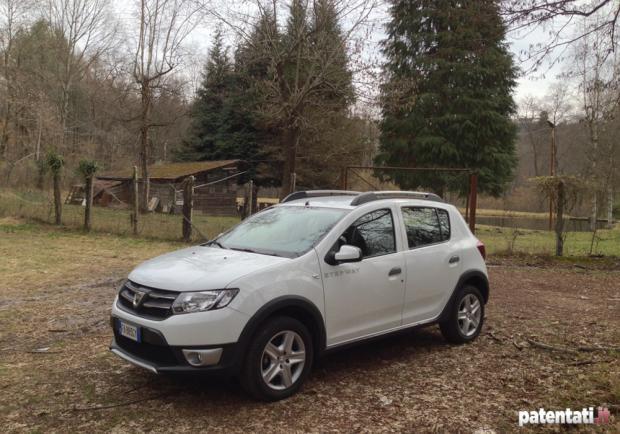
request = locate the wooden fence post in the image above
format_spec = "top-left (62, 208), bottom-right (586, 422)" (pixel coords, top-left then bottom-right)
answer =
top-left (468, 173), bottom-right (478, 234)
top-left (132, 166), bottom-right (139, 235)
top-left (84, 174), bottom-right (94, 231)
top-left (247, 179), bottom-right (254, 217)
top-left (182, 176), bottom-right (194, 242)
top-left (555, 180), bottom-right (565, 257)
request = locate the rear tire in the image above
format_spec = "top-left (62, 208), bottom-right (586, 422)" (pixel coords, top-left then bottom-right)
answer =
top-left (440, 285), bottom-right (484, 344)
top-left (240, 316), bottom-right (313, 401)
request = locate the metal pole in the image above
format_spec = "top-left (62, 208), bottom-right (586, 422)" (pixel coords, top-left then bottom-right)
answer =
top-left (182, 176), bottom-right (194, 242)
top-left (468, 173), bottom-right (478, 234)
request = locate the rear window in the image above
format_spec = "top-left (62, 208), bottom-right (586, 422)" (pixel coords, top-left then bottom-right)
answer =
top-left (401, 207), bottom-right (450, 249)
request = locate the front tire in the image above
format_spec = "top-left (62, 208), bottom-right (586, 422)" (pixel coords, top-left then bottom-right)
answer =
top-left (240, 316), bottom-right (313, 401)
top-left (440, 285), bottom-right (484, 344)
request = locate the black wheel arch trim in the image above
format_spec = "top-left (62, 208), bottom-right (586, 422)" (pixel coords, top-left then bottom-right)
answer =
top-left (438, 270), bottom-right (489, 323)
top-left (235, 295), bottom-right (327, 364)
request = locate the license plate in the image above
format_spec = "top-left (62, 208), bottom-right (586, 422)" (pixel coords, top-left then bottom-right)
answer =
top-left (118, 320), bottom-right (141, 342)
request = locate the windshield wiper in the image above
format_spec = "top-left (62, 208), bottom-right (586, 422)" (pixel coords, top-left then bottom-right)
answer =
top-left (229, 247), bottom-right (258, 254)
top-left (229, 247), bottom-right (282, 257)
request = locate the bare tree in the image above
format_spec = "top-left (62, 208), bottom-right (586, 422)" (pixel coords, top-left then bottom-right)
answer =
top-left (44, 0), bottom-right (117, 148)
top-left (518, 96), bottom-right (545, 176)
top-left (130, 0), bottom-right (202, 211)
top-left (570, 21), bottom-right (618, 230)
top-left (503, 0), bottom-right (620, 70)
top-left (0, 0), bottom-right (32, 160)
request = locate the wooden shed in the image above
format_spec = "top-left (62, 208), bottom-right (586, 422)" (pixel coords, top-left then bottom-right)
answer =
top-left (96, 160), bottom-right (242, 216)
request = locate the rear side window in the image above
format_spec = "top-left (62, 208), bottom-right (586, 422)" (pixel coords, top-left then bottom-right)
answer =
top-left (436, 209), bottom-right (451, 241)
top-left (401, 207), bottom-right (450, 249)
top-left (339, 209), bottom-right (396, 258)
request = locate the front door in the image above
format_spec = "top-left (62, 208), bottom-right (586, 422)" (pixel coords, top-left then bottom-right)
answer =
top-left (320, 208), bottom-right (405, 346)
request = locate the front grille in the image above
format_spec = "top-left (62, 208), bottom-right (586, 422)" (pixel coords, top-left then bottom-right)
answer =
top-left (114, 332), bottom-right (180, 366)
top-left (117, 281), bottom-right (177, 320)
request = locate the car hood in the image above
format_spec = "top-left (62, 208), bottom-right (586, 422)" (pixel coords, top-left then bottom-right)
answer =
top-left (128, 246), bottom-right (289, 292)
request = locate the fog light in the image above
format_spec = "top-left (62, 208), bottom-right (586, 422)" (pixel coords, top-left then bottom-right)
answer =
top-left (182, 348), bottom-right (223, 367)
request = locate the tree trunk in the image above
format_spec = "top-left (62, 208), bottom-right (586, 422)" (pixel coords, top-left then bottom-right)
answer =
top-left (555, 181), bottom-right (565, 257)
top-left (280, 125), bottom-right (300, 199)
top-left (139, 79), bottom-right (151, 212)
top-left (606, 151), bottom-right (614, 229)
top-left (84, 174), bottom-right (94, 232)
top-left (53, 172), bottom-right (62, 225)
top-left (132, 166), bottom-right (139, 235)
top-left (60, 83), bottom-right (70, 147)
top-left (589, 122), bottom-right (599, 232)
top-left (590, 193), bottom-right (598, 232)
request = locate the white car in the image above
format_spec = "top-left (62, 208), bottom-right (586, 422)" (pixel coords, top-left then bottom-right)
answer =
top-left (110, 190), bottom-right (489, 400)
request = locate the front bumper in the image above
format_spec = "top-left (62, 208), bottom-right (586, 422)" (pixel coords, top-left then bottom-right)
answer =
top-left (109, 317), bottom-right (242, 374)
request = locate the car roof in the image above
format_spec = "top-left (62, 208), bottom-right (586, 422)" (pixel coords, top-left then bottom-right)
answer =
top-left (280, 195), bottom-right (358, 209)
top-left (280, 196), bottom-right (452, 210)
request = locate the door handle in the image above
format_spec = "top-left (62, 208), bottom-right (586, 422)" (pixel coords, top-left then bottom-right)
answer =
top-left (449, 256), bottom-right (460, 264)
top-left (388, 267), bottom-right (402, 277)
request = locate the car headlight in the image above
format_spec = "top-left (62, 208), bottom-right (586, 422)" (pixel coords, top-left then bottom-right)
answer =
top-left (171, 289), bottom-right (239, 314)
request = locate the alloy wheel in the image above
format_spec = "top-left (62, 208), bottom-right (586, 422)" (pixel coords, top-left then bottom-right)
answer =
top-left (260, 330), bottom-right (306, 390)
top-left (457, 293), bottom-right (481, 337)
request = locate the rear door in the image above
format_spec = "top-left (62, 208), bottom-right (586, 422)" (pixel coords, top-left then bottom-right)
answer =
top-left (320, 207), bottom-right (406, 346)
top-left (400, 206), bottom-right (462, 325)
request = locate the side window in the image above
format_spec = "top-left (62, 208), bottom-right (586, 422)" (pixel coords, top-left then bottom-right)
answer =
top-left (437, 209), bottom-right (451, 241)
top-left (339, 209), bottom-right (396, 258)
top-left (401, 207), bottom-right (444, 248)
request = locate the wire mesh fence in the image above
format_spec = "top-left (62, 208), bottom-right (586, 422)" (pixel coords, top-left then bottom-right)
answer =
top-left (0, 188), bottom-right (239, 242)
top-left (1, 173), bottom-right (618, 257)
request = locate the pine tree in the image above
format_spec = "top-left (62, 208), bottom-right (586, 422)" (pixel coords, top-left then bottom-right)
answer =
top-left (179, 29), bottom-right (233, 161)
top-left (377, 0), bottom-right (518, 196)
top-left (310, 0), bottom-right (354, 111)
top-left (179, 29), bottom-right (263, 164)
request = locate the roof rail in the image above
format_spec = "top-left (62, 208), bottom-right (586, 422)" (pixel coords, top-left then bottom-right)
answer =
top-left (281, 190), bottom-right (360, 203)
top-left (350, 191), bottom-right (443, 206)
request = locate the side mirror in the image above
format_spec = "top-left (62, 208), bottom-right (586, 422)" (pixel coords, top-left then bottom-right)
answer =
top-left (325, 245), bottom-right (362, 265)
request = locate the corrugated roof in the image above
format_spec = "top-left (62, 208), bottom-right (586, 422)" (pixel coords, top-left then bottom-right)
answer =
top-left (97, 160), bottom-right (240, 181)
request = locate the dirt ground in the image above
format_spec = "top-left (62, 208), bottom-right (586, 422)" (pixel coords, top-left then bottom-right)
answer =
top-left (1, 222), bottom-right (619, 433)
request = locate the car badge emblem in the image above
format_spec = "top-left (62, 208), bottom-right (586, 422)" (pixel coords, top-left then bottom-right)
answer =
top-left (133, 290), bottom-right (147, 308)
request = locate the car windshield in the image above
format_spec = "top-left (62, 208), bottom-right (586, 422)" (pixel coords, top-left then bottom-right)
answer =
top-left (214, 206), bottom-right (347, 258)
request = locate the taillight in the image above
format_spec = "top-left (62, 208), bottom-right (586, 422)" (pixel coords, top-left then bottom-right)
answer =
top-left (476, 241), bottom-right (486, 260)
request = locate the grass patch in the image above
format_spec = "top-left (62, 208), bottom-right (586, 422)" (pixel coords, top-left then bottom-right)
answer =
top-left (0, 217), bottom-right (184, 292)
top-left (0, 188), bottom-right (239, 242)
top-left (477, 224), bottom-right (620, 257)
